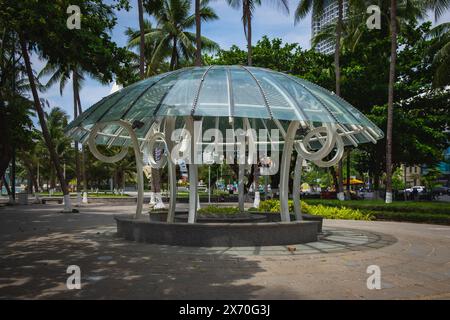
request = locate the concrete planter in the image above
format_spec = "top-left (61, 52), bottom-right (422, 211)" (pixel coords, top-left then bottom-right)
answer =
top-left (115, 215), bottom-right (319, 247)
top-left (252, 211), bottom-right (323, 233)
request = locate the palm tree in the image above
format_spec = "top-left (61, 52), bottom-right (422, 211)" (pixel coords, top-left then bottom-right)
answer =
top-left (228, 0), bottom-right (289, 66)
top-left (195, 0), bottom-right (202, 66)
top-left (426, 0), bottom-right (450, 87)
top-left (125, 20), bottom-right (169, 76)
top-left (385, 0), bottom-right (397, 204)
top-left (138, 0), bottom-right (146, 78)
top-left (227, 1), bottom-right (288, 207)
top-left (426, 0), bottom-right (450, 20)
top-left (296, 0), bottom-right (346, 199)
top-left (428, 22), bottom-right (450, 87)
top-left (19, 36), bottom-right (74, 211)
top-left (38, 63), bottom-right (88, 202)
top-left (140, 0), bottom-right (219, 70)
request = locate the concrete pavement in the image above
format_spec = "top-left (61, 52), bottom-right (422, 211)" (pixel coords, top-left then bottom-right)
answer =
top-left (0, 202), bottom-right (449, 299)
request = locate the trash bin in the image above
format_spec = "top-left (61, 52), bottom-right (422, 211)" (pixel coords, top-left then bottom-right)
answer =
top-left (18, 192), bottom-right (28, 205)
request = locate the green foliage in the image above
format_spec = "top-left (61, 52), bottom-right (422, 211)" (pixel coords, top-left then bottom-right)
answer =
top-left (137, 0), bottom-right (219, 71)
top-left (206, 36), bottom-right (334, 88)
top-left (304, 199), bottom-right (450, 215)
top-left (197, 206), bottom-right (240, 215)
top-left (304, 203), bottom-right (373, 221)
top-left (374, 211), bottom-right (450, 225)
top-left (422, 167), bottom-right (443, 191)
top-left (1, 0), bottom-right (131, 83)
top-left (258, 200), bottom-right (373, 220)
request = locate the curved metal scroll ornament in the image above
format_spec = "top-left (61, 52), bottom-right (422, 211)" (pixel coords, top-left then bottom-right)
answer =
top-left (146, 132), bottom-right (168, 169)
top-left (295, 124), bottom-right (344, 168)
top-left (88, 120), bottom-right (144, 219)
top-left (291, 124), bottom-right (346, 220)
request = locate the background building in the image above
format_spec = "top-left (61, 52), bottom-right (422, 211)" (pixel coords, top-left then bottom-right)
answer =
top-left (311, 0), bottom-right (349, 55)
top-left (400, 164), bottom-right (422, 187)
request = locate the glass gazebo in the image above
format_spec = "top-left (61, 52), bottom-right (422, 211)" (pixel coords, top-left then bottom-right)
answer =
top-left (66, 66), bottom-right (384, 223)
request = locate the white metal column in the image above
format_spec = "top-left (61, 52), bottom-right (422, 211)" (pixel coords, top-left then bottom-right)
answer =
top-left (88, 120), bottom-right (144, 219)
top-left (279, 121), bottom-right (299, 222)
top-left (165, 117), bottom-right (177, 222)
top-left (186, 117), bottom-right (198, 223)
top-left (293, 151), bottom-right (303, 221)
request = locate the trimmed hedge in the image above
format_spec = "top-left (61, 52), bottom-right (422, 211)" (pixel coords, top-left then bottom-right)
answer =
top-left (197, 206), bottom-right (240, 215)
top-left (374, 211), bottom-right (450, 225)
top-left (304, 199), bottom-right (450, 215)
top-left (256, 200), bottom-right (373, 221)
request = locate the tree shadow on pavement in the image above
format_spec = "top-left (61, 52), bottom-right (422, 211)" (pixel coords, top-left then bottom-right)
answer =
top-left (0, 205), bottom-right (266, 299)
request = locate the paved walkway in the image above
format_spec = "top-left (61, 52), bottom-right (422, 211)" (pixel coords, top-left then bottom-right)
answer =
top-left (0, 203), bottom-right (449, 299)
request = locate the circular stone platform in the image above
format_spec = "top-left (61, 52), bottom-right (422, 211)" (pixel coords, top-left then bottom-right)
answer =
top-left (115, 215), bottom-right (320, 247)
top-left (173, 213), bottom-right (267, 223)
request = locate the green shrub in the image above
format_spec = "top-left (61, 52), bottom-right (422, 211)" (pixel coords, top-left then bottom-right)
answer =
top-left (197, 206), bottom-right (240, 215)
top-left (374, 211), bottom-right (450, 225)
top-left (304, 199), bottom-right (450, 215)
top-left (258, 200), bottom-right (373, 220)
top-left (305, 204), bottom-right (373, 220)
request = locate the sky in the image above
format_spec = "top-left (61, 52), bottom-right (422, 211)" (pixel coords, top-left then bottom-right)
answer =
top-left (33, 0), bottom-right (450, 124)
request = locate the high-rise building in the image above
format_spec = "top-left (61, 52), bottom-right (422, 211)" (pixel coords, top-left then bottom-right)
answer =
top-left (311, 0), bottom-right (349, 55)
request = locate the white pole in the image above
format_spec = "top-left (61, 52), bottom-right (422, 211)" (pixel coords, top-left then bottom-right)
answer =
top-left (280, 121), bottom-right (300, 222)
top-left (208, 165), bottom-right (211, 204)
top-left (37, 160), bottom-right (40, 191)
top-left (186, 117), bottom-right (198, 223)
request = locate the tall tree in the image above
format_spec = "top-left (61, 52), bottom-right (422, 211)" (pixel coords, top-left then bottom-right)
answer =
top-left (19, 40), bottom-right (72, 209)
top-left (143, 0), bottom-right (219, 71)
top-left (426, 0), bottom-right (450, 87)
top-left (426, 0), bottom-right (450, 20)
top-left (228, 0), bottom-right (289, 66)
top-left (227, 1), bottom-right (288, 207)
top-left (3, 0), bottom-right (130, 211)
top-left (137, 0), bottom-right (146, 78)
top-left (295, 0), bottom-right (346, 199)
top-left (195, 0), bottom-right (202, 66)
top-left (125, 20), bottom-right (168, 76)
top-left (385, 0), bottom-right (398, 203)
top-left (0, 27), bottom-right (34, 182)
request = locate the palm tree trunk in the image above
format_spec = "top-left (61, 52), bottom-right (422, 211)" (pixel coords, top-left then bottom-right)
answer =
top-left (19, 36), bottom-right (72, 210)
top-left (0, 100), bottom-right (13, 179)
top-left (75, 83), bottom-right (88, 200)
top-left (2, 175), bottom-right (11, 196)
top-left (346, 149), bottom-right (351, 198)
top-left (137, 0), bottom-right (146, 78)
top-left (195, 0), bottom-right (202, 66)
top-left (246, 4), bottom-right (252, 66)
top-left (170, 37), bottom-right (177, 70)
top-left (335, 0), bottom-right (344, 200)
top-left (72, 69), bottom-right (81, 193)
top-left (385, 0), bottom-right (397, 204)
top-left (82, 144), bottom-right (88, 192)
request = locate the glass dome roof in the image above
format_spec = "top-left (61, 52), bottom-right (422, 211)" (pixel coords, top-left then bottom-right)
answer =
top-left (66, 65), bottom-right (384, 146)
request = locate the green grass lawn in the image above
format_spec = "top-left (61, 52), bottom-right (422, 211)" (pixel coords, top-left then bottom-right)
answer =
top-left (304, 199), bottom-right (450, 225)
top-left (38, 192), bottom-right (130, 198)
top-left (304, 199), bottom-right (450, 214)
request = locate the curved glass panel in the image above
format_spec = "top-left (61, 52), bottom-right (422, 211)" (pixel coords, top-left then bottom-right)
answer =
top-left (65, 65), bottom-right (384, 146)
top-left (229, 66), bottom-right (270, 119)
top-left (156, 67), bottom-right (206, 117)
top-left (194, 66), bottom-right (230, 117)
